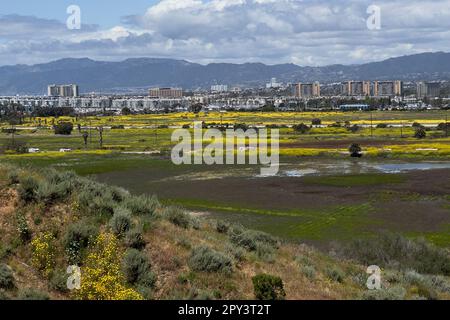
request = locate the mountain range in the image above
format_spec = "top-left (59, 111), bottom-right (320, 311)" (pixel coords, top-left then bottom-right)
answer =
top-left (1, 52), bottom-right (450, 95)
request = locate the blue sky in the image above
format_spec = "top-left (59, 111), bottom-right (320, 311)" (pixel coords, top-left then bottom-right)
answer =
top-left (1, 0), bottom-right (450, 66)
top-left (0, 0), bottom-right (155, 28)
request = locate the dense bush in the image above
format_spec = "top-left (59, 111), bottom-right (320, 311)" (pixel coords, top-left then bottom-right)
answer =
top-left (301, 265), bottom-right (316, 280)
top-left (349, 143), bottom-right (362, 158)
top-left (49, 269), bottom-right (69, 293)
top-left (230, 230), bottom-right (278, 252)
top-left (125, 195), bottom-right (159, 216)
top-left (54, 122), bottom-right (73, 135)
top-left (74, 233), bottom-right (142, 300)
top-left (216, 220), bottom-right (230, 234)
top-left (293, 123), bottom-right (310, 134)
top-left (76, 182), bottom-right (120, 217)
top-left (109, 208), bottom-right (133, 236)
top-left (31, 231), bottom-right (56, 277)
top-left (16, 212), bottom-right (31, 242)
top-left (122, 249), bottom-right (155, 288)
top-left (188, 246), bottom-right (233, 274)
top-left (17, 288), bottom-right (50, 300)
top-left (125, 228), bottom-right (146, 250)
top-left (164, 206), bottom-right (191, 229)
top-left (311, 118), bottom-right (322, 125)
top-left (0, 264), bottom-right (15, 290)
top-left (18, 176), bottom-right (40, 203)
top-left (64, 222), bottom-right (98, 264)
top-left (6, 169), bottom-right (20, 185)
top-left (414, 127), bottom-right (427, 139)
top-left (361, 286), bottom-right (406, 300)
top-left (325, 266), bottom-right (345, 283)
top-left (341, 233), bottom-right (450, 276)
top-left (252, 274), bottom-right (286, 300)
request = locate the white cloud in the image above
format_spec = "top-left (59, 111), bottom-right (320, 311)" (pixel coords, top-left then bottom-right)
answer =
top-left (1, 0), bottom-right (450, 66)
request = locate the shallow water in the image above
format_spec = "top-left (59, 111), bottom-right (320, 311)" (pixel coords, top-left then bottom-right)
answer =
top-left (271, 161), bottom-right (450, 178)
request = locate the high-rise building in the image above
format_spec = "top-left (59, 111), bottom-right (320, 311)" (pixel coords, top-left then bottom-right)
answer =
top-left (149, 87), bottom-right (183, 98)
top-left (416, 82), bottom-right (440, 98)
top-left (47, 84), bottom-right (79, 97)
top-left (266, 78), bottom-right (282, 89)
top-left (294, 82), bottom-right (321, 98)
top-left (374, 81), bottom-right (403, 97)
top-left (342, 81), bottom-right (371, 96)
top-left (211, 85), bottom-right (228, 92)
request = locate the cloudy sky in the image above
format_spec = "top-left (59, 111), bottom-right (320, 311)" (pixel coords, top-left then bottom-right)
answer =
top-left (1, 0), bottom-right (450, 66)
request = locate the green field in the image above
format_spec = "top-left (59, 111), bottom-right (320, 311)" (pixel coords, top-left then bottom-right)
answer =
top-left (1, 111), bottom-right (449, 248)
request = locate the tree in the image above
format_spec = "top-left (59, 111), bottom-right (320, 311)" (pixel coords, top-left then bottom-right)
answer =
top-left (349, 143), bottom-right (362, 158)
top-left (54, 122), bottom-right (73, 135)
top-left (414, 127), bottom-right (427, 139)
top-left (121, 107), bottom-right (132, 115)
top-left (293, 123), bottom-right (310, 134)
top-left (252, 274), bottom-right (286, 300)
top-left (98, 126), bottom-right (104, 148)
top-left (311, 118), bottom-right (322, 126)
top-left (82, 132), bottom-right (89, 147)
top-left (348, 124), bottom-right (360, 133)
top-left (189, 103), bottom-right (203, 114)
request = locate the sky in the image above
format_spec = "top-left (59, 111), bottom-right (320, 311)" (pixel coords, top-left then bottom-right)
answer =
top-left (1, 0), bottom-right (450, 66)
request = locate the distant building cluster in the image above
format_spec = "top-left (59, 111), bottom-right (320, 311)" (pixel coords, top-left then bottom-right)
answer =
top-left (416, 81), bottom-right (441, 98)
top-left (149, 87), bottom-right (183, 99)
top-left (341, 81), bottom-right (403, 97)
top-left (47, 84), bottom-right (79, 97)
top-left (293, 82), bottom-right (321, 98)
top-left (211, 84), bottom-right (228, 93)
top-left (266, 78), bottom-right (283, 89)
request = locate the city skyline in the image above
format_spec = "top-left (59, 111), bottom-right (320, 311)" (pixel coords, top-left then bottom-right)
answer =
top-left (2, 0), bottom-right (450, 66)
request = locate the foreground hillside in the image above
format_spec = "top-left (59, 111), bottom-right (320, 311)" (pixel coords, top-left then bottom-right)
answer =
top-left (0, 164), bottom-right (449, 300)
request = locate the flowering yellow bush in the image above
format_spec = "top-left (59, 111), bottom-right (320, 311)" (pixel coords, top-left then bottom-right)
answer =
top-left (74, 232), bottom-right (143, 300)
top-left (31, 231), bottom-right (56, 277)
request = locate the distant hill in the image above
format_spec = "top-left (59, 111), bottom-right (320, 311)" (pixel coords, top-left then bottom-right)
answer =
top-left (1, 52), bottom-right (450, 95)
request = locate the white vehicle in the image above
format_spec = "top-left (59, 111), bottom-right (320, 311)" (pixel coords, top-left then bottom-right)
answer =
top-left (28, 148), bottom-right (40, 153)
top-left (59, 148), bottom-right (72, 153)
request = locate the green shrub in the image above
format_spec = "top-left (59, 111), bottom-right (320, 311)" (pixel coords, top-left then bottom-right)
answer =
top-left (256, 243), bottom-right (276, 263)
top-left (122, 249), bottom-right (155, 288)
top-left (54, 122), bottom-right (73, 135)
top-left (0, 290), bottom-right (9, 300)
top-left (18, 176), bottom-right (40, 203)
top-left (49, 269), bottom-right (69, 293)
top-left (7, 170), bottom-right (20, 185)
top-left (216, 220), bottom-right (230, 234)
top-left (301, 265), bottom-right (316, 280)
top-left (293, 123), bottom-right (310, 134)
top-left (252, 274), bottom-right (286, 300)
top-left (188, 246), bottom-right (233, 274)
top-left (125, 228), bottom-right (146, 250)
top-left (361, 286), bottom-right (406, 300)
top-left (16, 212), bottom-right (31, 242)
top-left (230, 230), bottom-right (277, 252)
top-left (109, 208), bottom-right (133, 236)
top-left (342, 233), bottom-right (450, 276)
top-left (36, 180), bottom-right (74, 205)
top-left (0, 264), bottom-right (15, 290)
top-left (17, 288), bottom-right (50, 300)
top-left (64, 221), bottom-right (98, 264)
top-left (76, 182), bottom-right (118, 217)
top-left (325, 266), bottom-right (345, 283)
top-left (165, 206), bottom-right (191, 229)
top-left (430, 276), bottom-right (450, 294)
top-left (125, 195), bottom-right (159, 216)
top-left (225, 244), bottom-right (245, 262)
